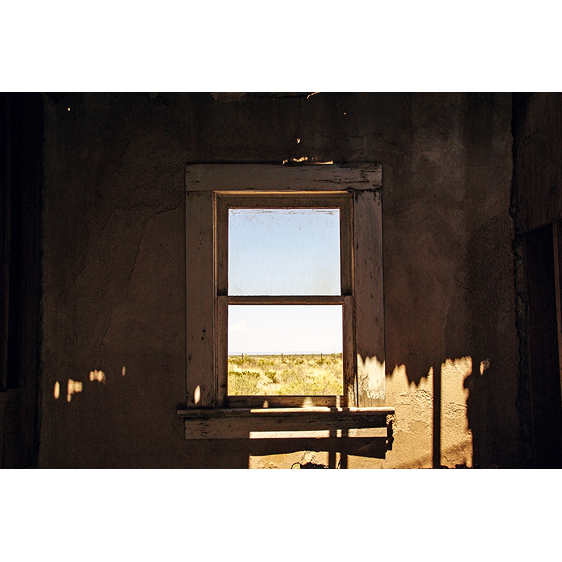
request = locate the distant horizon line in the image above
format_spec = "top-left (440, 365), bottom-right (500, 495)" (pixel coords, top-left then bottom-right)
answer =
top-left (229, 351), bottom-right (342, 356)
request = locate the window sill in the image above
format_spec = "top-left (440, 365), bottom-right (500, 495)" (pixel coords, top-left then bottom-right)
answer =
top-left (177, 406), bottom-right (394, 440)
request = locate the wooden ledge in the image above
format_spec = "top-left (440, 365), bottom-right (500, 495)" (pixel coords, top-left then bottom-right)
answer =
top-left (177, 407), bottom-right (395, 440)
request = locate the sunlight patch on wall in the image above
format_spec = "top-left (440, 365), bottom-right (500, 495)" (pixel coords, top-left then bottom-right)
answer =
top-left (442, 356), bottom-right (472, 409)
top-left (89, 370), bottom-right (106, 383)
top-left (376, 358), bottom-right (475, 468)
top-left (67, 379), bottom-right (83, 402)
top-left (357, 355), bottom-right (385, 400)
top-left (121, 366), bottom-right (126, 376)
top-left (382, 364), bottom-right (432, 467)
top-left (441, 356), bottom-right (473, 467)
top-left (54, 382), bottom-right (60, 399)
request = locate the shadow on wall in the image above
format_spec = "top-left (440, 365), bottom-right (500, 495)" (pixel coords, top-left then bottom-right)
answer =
top-left (249, 432), bottom-right (393, 469)
top-left (244, 353), bottom-right (478, 469)
top-left (379, 356), bottom-right (478, 469)
top-left (379, 342), bottom-right (496, 470)
top-left (55, 358), bottom-right (478, 469)
top-left (376, 213), bottom-right (519, 470)
top-left (51, 353), bottom-right (496, 469)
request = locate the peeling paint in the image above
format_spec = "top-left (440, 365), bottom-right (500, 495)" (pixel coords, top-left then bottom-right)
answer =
top-left (357, 354), bottom-right (385, 400)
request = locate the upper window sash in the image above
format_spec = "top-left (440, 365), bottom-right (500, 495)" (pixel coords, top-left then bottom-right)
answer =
top-left (215, 192), bottom-right (353, 298)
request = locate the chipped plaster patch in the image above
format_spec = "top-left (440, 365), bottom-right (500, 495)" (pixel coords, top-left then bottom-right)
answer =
top-left (357, 354), bottom-right (385, 400)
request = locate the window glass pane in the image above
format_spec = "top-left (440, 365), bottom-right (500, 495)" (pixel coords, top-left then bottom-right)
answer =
top-left (228, 209), bottom-right (340, 295)
top-left (227, 305), bottom-right (343, 395)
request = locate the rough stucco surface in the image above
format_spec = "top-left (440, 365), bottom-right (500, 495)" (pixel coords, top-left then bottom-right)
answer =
top-left (39, 93), bottom-right (520, 468)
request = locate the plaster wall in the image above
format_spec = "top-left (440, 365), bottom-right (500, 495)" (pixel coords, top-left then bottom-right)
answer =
top-left (511, 93), bottom-right (562, 467)
top-left (513, 93), bottom-right (562, 233)
top-left (38, 92), bottom-right (519, 468)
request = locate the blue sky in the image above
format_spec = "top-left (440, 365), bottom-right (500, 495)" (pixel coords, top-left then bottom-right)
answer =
top-left (228, 305), bottom-right (342, 355)
top-left (228, 209), bottom-right (342, 354)
top-left (229, 209), bottom-right (340, 296)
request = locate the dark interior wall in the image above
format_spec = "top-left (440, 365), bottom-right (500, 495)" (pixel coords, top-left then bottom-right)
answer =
top-left (38, 93), bottom-right (520, 468)
top-left (0, 93), bottom-right (42, 468)
top-left (523, 224), bottom-right (562, 467)
top-left (512, 93), bottom-right (562, 467)
top-left (386, 94), bottom-right (519, 467)
top-left (513, 93), bottom-right (562, 233)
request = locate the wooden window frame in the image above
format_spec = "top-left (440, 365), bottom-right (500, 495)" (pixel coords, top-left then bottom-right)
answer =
top-left (179, 163), bottom-right (392, 439)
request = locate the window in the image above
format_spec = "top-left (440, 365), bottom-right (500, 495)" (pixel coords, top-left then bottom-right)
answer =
top-left (217, 193), bottom-right (353, 408)
top-left (180, 163), bottom-right (392, 439)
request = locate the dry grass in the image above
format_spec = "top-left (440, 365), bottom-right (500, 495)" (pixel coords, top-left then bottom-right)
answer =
top-left (228, 353), bottom-right (343, 395)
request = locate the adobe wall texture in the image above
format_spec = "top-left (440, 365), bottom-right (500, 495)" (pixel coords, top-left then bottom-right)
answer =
top-left (513, 93), bottom-right (562, 234)
top-left (38, 93), bottom-right (519, 468)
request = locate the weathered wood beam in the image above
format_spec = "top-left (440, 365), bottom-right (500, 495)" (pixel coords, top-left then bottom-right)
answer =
top-left (186, 163), bottom-right (382, 193)
top-left (177, 407), bottom-right (394, 440)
